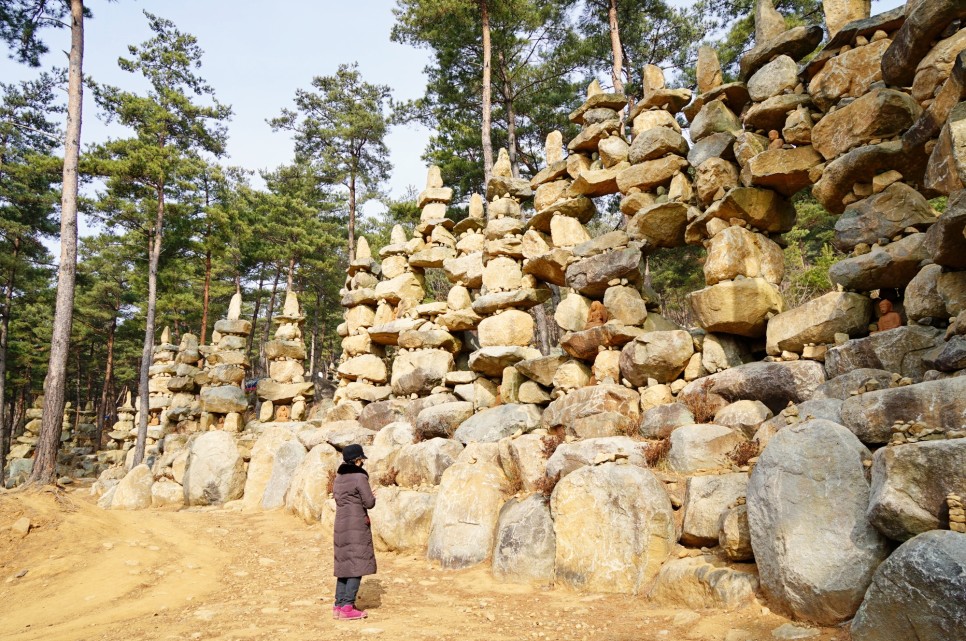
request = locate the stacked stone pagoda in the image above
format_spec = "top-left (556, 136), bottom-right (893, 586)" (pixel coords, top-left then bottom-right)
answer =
top-left (199, 294), bottom-right (250, 431)
top-left (257, 289), bottom-right (313, 423)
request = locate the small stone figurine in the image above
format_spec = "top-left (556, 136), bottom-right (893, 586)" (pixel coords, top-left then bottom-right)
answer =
top-left (874, 299), bottom-right (902, 332)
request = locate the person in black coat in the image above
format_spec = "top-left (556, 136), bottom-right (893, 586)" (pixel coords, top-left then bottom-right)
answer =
top-left (332, 444), bottom-right (376, 620)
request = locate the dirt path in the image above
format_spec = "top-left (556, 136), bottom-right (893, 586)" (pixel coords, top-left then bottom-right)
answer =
top-left (0, 487), bottom-right (847, 641)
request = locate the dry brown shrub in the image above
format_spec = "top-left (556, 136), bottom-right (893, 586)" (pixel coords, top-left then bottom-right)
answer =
top-left (642, 438), bottom-right (671, 467)
top-left (326, 470), bottom-right (337, 496)
top-left (533, 472), bottom-right (561, 498)
top-left (680, 379), bottom-right (724, 423)
top-left (729, 441), bottom-right (761, 467)
top-left (376, 466), bottom-right (398, 487)
top-left (541, 434), bottom-right (564, 458)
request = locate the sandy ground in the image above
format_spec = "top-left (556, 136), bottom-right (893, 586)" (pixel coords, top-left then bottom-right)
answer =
top-left (0, 486), bottom-right (850, 641)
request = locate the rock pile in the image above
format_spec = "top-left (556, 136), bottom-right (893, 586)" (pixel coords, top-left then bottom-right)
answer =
top-left (165, 332), bottom-right (202, 433)
top-left (948, 493), bottom-right (965, 533)
top-left (257, 290), bottom-right (313, 424)
top-left (199, 293), bottom-right (251, 431)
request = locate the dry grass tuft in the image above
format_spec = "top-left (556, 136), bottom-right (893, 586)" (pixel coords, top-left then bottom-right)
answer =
top-left (729, 441), bottom-right (760, 467)
top-left (376, 466), bottom-right (398, 487)
top-left (642, 438), bottom-right (671, 467)
top-left (533, 472), bottom-right (561, 498)
top-left (541, 434), bottom-right (564, 459)
top-left (681, 379), bottom-right (725, 424)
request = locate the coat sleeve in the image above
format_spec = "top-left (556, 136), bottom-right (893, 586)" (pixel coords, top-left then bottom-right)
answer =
top-left (358, 475), bottom-right (376, 510)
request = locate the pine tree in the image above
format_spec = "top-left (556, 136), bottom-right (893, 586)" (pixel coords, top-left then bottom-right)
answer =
top-left (91, 12), bottom-right (231, 466)
top-left (269, 63), bottom-right (393, 262)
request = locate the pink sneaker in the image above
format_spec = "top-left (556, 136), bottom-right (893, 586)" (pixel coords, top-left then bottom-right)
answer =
top-left (332, 605), bottom-right (342, 620)
top-left (340, 604), bottom-right (367, 621)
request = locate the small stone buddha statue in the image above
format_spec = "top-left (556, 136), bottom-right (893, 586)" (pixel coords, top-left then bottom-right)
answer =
top-left (275, 404), bottom-right (291, 423)
top-left (586, 301), bottom-right (609, 329)
top-left (875, 299), bottom-right (902, 332)
top-left (767, 130), bottom-right (784, 150)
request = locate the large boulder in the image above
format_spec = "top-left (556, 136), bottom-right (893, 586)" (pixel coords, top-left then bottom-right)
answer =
top-left (414, 401), bottom-right (474, 439)
top-left (681, 472), bottom-right (749, 546)
top-left (648, 555), bottom-right (758, 610)
top-left (546, 436), bottom-right (658, 480)
top-left (713, 400), bottom-right (773, 439)
top-left (110, 464), bottom-right (154, 510)
top-left (370, 486), bottom-right (437, 553)
top-left (923, 191), bottom-right (966, 269)
top-left (498, 434), bottom-right (550, 493)
top-left (812, 368), bottom-right (897, 401)
top-left (199, 385), bottom-right (248, 414)
top-left (808, 38), bottom-right (890, 112)
top-left (491, 495), bottom-right (556, 582)
top-left (825, 326), bottom-right (945, 381)
top-left (833, 182), bottom-right (938, 252)
top-left (619, 330), bottom-right (694, 385)
top-left (867, 438), bottom-right (966, 541)
top-left (551, 463), bottom-right (675, 593)
top-left (541, 384), bottom-right (640, 438)
top-left (811, 88), bottom-right (921, 161)
top-left (679, 360), bottom-right (827, 414)
top-left (564, 246), bottom-right (643, 298)
top-left (426, 460), bottom-right (509, 569)
top-left (242, 426), bottom-right (303, 511)
top-left (704, 225), bottom-right (784, 285)
top-left (150, 478), bottom-right (185, 509)
top-left (904, 264), bottom-right (966, 323)
top-left (668, 424), bottom-right (745, 474)
top-left (688, 278), bottom-right (784, 338)
top-left (747, 419), bottom-right (890, 625)
top-left (829, 233), bottom-right (929, 291)
top-left (391, 349), bottom-right (454, 396)
top-left (765, 292), bottom-right (872, 356)
top-left (285, 443), bottom-right (341, 523)
top-left (850, 530), bottom-right (966, 641)
top-left (453, 404), bottom-right (542, 444)
top-left (639, 403), bottom-right (695, 439)
top-left (183, 431), bottom-right (247, 506)
top-left (719, 504), bottom-right (753, 561)
top-left (394, 438), bottom-right (464, 487)
top-left (840, 378), bottom-right (966, 444)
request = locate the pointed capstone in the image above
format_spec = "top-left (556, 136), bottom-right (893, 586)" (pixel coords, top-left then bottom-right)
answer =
top-left (160, 326), bottom-right (170, 345)
top-left (755, 0), bottom-right (786, 44)
top-left (493, 148), bottom-right (513, 178)
top-left (697, 46), bottom-right (724, 94)
top-left (227, 292), bottom-right (243, 321)
top-left (426, 165), bottom-right (444, 189)
top-left (587, 79), bottom-right (603, 98)
top-left (282, 289), bottom-right (300, 317)
top-left (546, 131), bottom-right (564, 166)
top-left (822, 0), bottom-right (870, 39)
top-left (357, 236), bottom-right (372, 261)
top-left (390, 224), bottom-right (408, 245)
top-left (469, 193), bottom-right (485, 220)
top-left (641, 64), bottom-right (666, 95)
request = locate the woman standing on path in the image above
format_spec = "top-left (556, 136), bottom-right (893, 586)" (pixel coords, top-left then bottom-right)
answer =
top-left (332, 443), bottom-right (377, 621)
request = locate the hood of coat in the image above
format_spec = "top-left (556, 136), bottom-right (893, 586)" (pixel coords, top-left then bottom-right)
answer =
top-left (337, 463), bottom-right (369, 477)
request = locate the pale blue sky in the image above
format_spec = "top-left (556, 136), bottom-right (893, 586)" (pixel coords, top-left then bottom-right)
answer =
top-left (1, 0), bottom-right (907, 229)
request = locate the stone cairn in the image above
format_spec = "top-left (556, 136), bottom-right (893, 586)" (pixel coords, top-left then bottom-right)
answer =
top-left (6, 395), bottom-right (42, 465)
top-left (165, 332), bottom-right (202, 434)
top-left (948, 494), bottom-right (966, 533)
top-left (469, 150), bottom-right (548, 402)
top-left (105, 391), bottom-right (136, 455)
top-left (333, 236), bottom-right (391, 420)
top-left (199, 293), bottom-right (250, 432)
top-left (135, 326), bottom-right (177, 445)
top-left (257, 289), bottom-right (313, 424)
top-left (388, 169), bottom-right (459, 402)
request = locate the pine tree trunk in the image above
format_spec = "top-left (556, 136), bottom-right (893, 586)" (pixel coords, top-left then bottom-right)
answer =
top-left (608, 0), bottom-right (624, 93)
top-left (29, 0), bottom-right (84, 485)
top-left (259, 265), bottom-right (282, 376)
top-left (480, 0), bottom-right (494, 187)
top-left (200, 246), bottom-right (211, 345)
top-left (347, 174), bottom-right (357, 262)
top-left (0, 239), bottom-right (19, 479)
top-left (246, 268), bottom-right (265, 359)
top-left (287, 255), bottom-right (295, 291)
top-left (499, 53), bottom-right (520, 179)
top-left (134, 184), bottom-right (166, 466)
top-left (95, 313), bottom-right (117, 450)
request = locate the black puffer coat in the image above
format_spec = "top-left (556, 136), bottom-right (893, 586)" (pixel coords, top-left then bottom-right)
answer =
top-left (333, 463), bottom-right (377, 577)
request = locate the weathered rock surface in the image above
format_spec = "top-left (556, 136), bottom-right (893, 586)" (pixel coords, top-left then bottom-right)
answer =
top-left (426, 460), bottom-right (508, 569)
top-left (766, 292), bottom-right (872, 356)
top-left (811, 89), bottom-right (921, 161)
top-left (681, 473), bottom-right (749, 546)
top-left (704, 226), bottom-right (784, 286)
top-left (565, 246), bottom-right (642, 298)
top-left (453, 404), bottom-right (542, 444)
top-left (825, 326), bottom-right (945, 381)
top-left (923, 191), bottom-right (966, 269)
top-left (840, 378), bottom-right (966, 444)
top-left (868, 438), bottom-right (966, 542)
top-left (551, 463), bottom-right (675, 594)
top-left (808, 38), bottom-right (890, 112)
top-left (668, 424), bottom-right (745, 474)
top-left (492, 495), bottom-right (556, 582)
top-left (200, 386), bottom-right (248, 414)
top-left (833, 182), bottom-right (938, 252)
top-left (714, 400), bottom-right (773, 439)
top-left (242, 426), bottom-right (301, 511)
top-left (850, 530), bottom-right (966, 641)
top-left (747, 420), bottom-right (889, 625)
top-left (829, 233), bottom-right (929, 291)
top-left (414, 401), bottom-right (474, 439)
top-left (394, 438), bottom-right (464, 487)
top-left (747, 55), bottom-right (798, 102)
top-left (111, 465), bottom-right (154, 510)
top-left (812, 368), bottom-right (896, 401)
top-left (546, 436), bottom-right (656, 480)
top-left (370, 487), bottom-right (436, 553)
top-left (391, 349), bottom-right (454, 396)
top-left (649, 555), bottom-right (758, 610)
top-left (619, 330), bottom-right (694, 386)
top-left (688, 278), bottom-right (783, 338)
top-left (679, 360), bottom-right (827, 414)
top-left (286, 443), bottom-right (341, 523)
top-left (183, 431), bottom-right (247, 506)
top-left (639, 403), bottom-right (695, 439)
top-left (719, 504), bottom-right (754, 561)
top-left (542, 385), bottom-right (640, 438)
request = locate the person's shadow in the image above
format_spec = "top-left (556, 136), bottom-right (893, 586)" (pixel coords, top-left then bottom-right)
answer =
top-left (357, 578), bottom-right (386, 610)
